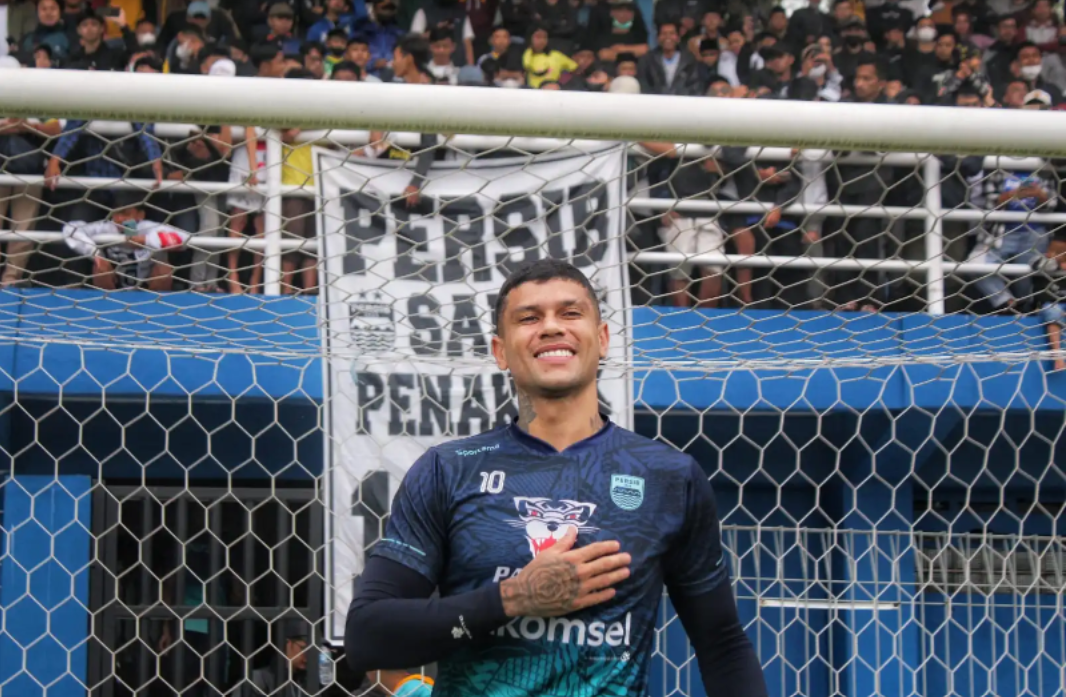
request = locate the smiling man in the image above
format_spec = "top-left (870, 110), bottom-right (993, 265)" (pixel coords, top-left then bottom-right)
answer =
top-left (345, 259), bottom-right (767, 697)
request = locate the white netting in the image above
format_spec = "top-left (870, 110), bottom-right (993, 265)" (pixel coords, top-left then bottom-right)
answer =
top-left (0, 87), bottom-right (1063, 697)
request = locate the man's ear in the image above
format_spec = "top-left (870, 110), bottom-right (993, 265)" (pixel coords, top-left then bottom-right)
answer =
top-left (598, 320), bottom-right (609, 360)
top-left (491, 333), bottom-right (509, 370)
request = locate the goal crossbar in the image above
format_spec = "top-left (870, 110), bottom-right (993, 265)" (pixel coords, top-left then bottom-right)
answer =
top-left (2, 70), bottom-right (1066, 156)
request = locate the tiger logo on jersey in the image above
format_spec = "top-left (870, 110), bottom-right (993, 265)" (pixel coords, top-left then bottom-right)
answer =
top-left (507, 497), bottom-right (598, 558)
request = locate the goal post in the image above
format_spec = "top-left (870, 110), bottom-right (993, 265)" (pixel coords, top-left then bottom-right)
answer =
top-left (0, 69), bottom-right (1062, 697)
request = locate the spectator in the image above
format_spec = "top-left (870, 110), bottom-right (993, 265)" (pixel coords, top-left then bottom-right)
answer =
top-left (881, 23), bottom-right (908, 77)
top-left (68, 9), bottom-right (131, 71)
top-left (522, 25), bottom-right (575, 88)
top-left (830, 0), bottom-right (859, 35)
top-left (491, 48), bottom-right (526, 87)
top-left (798, 43), bottom-right (843, 101)
top-left (392, 32), bottom-right (433, 84)
top-left (558, 45), bottom-right (596, 89)
top-left (748, 44), bottom-right (793, 97)
top-left (983, 14), bottom-right (1019, 86)
top-left (654, 0), bottom-right (705, 36)
top-left (321, 28), bottom-right (347, 73)
top-left (165, 25), bottom-right (207, 74)
top-left (637, 20), bottom-right (702, 96)
top-left (428, 25), bottom-right (460, 83)
top-left (866, 0), bottom-right (914, 46)
top-left (1022, 87), bottom-right (1052, 109)
top-left (615, 51), bottom-right (637, 77)
top-left (410, 0), bottom-right (475, 66)
top-left (1001, 76), bottom-right (1030, 106)
top-left (331, 59), bottom-right (361, 79)
top-left (1002, 40), bottom-right (1062, 104)
top-left (589, 0), bottom-right (648, 63)
top-left (134, 18), bottom-right (157, 49)
top-left (457, 63), bottom-right (486, 85)
top-left (833, 17), bottom-right (872, 86)
top-left (198, 44), bottom-right (234, 74)
top-left (59, 0), bottom-right (86, 39)
top-left (969, 164), bottom-right (1059, 313)
top-left (477, 25), bottom-right (511, 66)
top-left (932, 0), bottom-right (993, 35)
top-left (158, 1), bottom-right (237, 56)
top-left (278, 69), bottom-right (319, 295)
top-left (497, 0), bottom-right (535, 44)
top-left (352, 0), bottom-right (405, 75)
top-left (719, 23), bottom-right (760, 87)
top-left (62, 196), bottom-right (190, 291)
top-left (21, 0), bottom-right (70, 62)
top-left (832, 52), bottom-right (893, 311)
top-left (937, 49), bottom-right (995, 105)
top-left (765, 6), bottom-right (789, 45)
top-left (344, 35), bottom-right (382, 80)
top-left (533, 0), bottom-right (578, 52)
top-left (584, 60), bottom-right (613, 91)
top-left (266, 2), bottom-right (303, 55)
top-left (694, 38), bottom-right (721, 90)
top-left (303, 40), bottom-right (326, 77)
top-left (954, 6), bottom-right (993, 51)
top-left (686, 7), bottom-right (725, 56)
top-left (902, 15), bottom-right (940, 87)
top-left (236, 633), bottom-right (310, 697)
top-left (1023, 0), bottom-right (1059, 52)
top-left (307, 0), bottom-right (360, 43)
top-left (913, 30), bottom-right (960, 103)
top-left (32, 44), bottom-right (54, 68)
top-left (787, 0), bottom-right (831, 49)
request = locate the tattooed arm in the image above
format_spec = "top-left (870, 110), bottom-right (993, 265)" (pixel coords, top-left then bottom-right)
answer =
top-left (346, 529), bottom-right (630, 673)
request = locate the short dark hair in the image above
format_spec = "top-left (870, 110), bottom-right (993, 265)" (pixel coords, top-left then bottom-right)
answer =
top-left (615, 51), bottom-right (637, 65)
top-left (181, 24), bottom-right (207, 42)
top-left (325, 28), bottom-right (348, 42)
top-left (133, 55), bottom-right (163, 71)
top-left (1016, 40), bottom-right (1041, 57)
top-left (657, 20), bottom-right (679, 34)
top-left (331, 60), bottom-right (361, 78)
top-left (301, 40), bottom-right (324, 56)
top-left (769, 5), bottom-right (786, 16)
top-left (428, 25), bottom-right (453, 44)
top-left (347, 33), bottom-right (370, 47)
top-left (396, 33), bottom-right (430, 67)
top-left (284, 67), bottom-right (316, 79)
top-left (954, 84), bottom-right (982, 100)
top-left (494, 259), bottom-right (600, 334)
top-left (855, 51), bottom-right (886, 80)
top-left (250, 40), bottom-right (283, 68)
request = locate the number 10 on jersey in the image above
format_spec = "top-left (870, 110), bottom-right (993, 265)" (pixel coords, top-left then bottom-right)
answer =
top-left (479, 471), bottom-right (506, 494)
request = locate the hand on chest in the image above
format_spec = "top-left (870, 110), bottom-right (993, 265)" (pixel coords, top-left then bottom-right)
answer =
top-left (447, 465), bottom-right (658, 585)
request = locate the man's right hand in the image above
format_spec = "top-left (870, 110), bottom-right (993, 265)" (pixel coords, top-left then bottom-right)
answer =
top-left (499, 527), bottom-right (630, 618)
top-left (45, 158), bottom-right (61, 191)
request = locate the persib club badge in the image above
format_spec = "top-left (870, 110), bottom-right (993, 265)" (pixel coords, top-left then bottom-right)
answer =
top-left (610, 474), bottom-right (644, 511)
top-left (348, 291), bottom-right (395, 354)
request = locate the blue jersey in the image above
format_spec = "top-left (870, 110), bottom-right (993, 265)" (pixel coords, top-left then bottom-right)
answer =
top-left (371, 419), bottom-right (727, 697)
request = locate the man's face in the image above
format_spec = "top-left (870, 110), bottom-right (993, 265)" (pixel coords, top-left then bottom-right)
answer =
top-left (326, 0), bottom-right (346, 13)
top-left (707, 80), bottom-right (731, 97)
top-left (610, 6), bottom-right (634, 28)
top-left (326, 36), bottom-right (347, 54)
top-left (286, 640), bottom-right (308, 673)
top-left (347, 42), bottom-right (370, 66)
top-left (268, 13), bottom-right (294, 36)
top-left (392, 46), bottom-right (410, 74)
top-left (431, 38), bottom-right (454, 65)
top-left (834, 1), bottom-right (852, 21)
top-left (853, 63), bottom-right (882, 101)
top-left (78, 18), bottom-right (103, 43)
top-left (490, 28), bottom-right (510, 54)
top-left (954, 13), bottom-right (971, 36)
top-left (1004, 81), bottom-right (1028, 107)
top-left (658, 24), bottom-right (678, 52)
top-left (767, 55), bottom-right (788, 75)
top-left (111, 206), bottom-right (145, 226)
top-left (702, 11), bottom-right (721, 32)
top-left (34, 48), bottom-right (51, 68)
top-left (768, 11), bottom-right (786, 33)
top-left (726, 30), bottom-right (744, 54)
top-left (333, 67), bottom-right (359, 80)
top-left (935, 35), bottom-right (956, 61)
top-left (998, 18), bottom-right (1017, 43)
top-left (1020, 45), bottom-right (1042, 68)
top-left (616, 60), bottom-right (637, 77)
top-left (305, 48), bottom-right (324, 77)
top-left (37, 0), bottom-right (60, 25)
top-left (1033, 0), bottom-right (1051, 21)
top-left (885, 27), bottom-right (904, 47)
top-left (956, 93), bottom-right (981, 107)
top-left (265, 51), bottom-right (286, 76)
top-left (373, 0), bottom-right (397, 21)
top-left (700, 48), bottom-right (718, 67)
top-left (491, 279), bottom-right (607, 399)
top-left (573, 49), bottom-right (594, 72)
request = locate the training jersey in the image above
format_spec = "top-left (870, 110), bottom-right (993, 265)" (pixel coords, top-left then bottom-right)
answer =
top-left (371, 418), bottom-right (727, 697)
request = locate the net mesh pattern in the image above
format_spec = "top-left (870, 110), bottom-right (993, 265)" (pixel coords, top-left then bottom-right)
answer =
top-left (0, 117), bottom-right (1061, 697)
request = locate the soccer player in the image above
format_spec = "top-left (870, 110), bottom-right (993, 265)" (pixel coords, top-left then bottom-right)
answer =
top-left (345, 259), bottom-right (768, 696)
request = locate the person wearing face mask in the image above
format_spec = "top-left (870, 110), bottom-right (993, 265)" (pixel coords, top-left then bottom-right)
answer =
top-left (799, 43), bottom-right (842, 101)
top-left (588, 0), bottom-right (648, 63)
top-left (493, 48), bottom-right (526, 87)
top-left (1004, 40), bottom-right (1063, 105)
top-left (321, 28), bottom-right (348, 73)
top-left (307, 0), bottom-right (359, 45)
top-left (833, 18), bottom-right (871, 87)
top-left (166, 25), bottom-right (205, 74)
top-left (902, 16), bottom-right (939, 88)
top-left (352, 0), bottom-right (406, 74)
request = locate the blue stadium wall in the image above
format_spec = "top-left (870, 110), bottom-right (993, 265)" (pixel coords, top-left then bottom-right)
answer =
top-left (0, 289), bottom-right (1063, 696)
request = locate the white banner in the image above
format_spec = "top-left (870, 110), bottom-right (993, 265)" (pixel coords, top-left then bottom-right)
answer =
top-left (316, 144), bottom-right (632, 644)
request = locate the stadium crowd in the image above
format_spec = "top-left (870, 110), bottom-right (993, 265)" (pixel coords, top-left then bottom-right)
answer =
top-left (0, 0), bottom-right (1061, 310)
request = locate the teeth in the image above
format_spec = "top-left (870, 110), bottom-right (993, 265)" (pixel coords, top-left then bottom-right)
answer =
top-left (538, 349), bottom-right (575, 358)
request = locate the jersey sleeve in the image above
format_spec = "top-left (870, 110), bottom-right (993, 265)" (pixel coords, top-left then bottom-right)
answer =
top-left (663, 459), bottom-right (728, 597)
top-left (369, 449), bottom-right (449, 584)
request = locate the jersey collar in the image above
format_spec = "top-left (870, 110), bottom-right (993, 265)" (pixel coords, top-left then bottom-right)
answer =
top-left (508, 413), bottom-right (614, 455)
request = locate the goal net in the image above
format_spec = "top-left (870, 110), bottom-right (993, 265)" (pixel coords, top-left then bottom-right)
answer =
top-left (0, 71), bottom-right (1064, 697)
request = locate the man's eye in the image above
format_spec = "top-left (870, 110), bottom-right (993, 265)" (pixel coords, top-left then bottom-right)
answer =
top-left (519, 316), bottom-right (537, 323)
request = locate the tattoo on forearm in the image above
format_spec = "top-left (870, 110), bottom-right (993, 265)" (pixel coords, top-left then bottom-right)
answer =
top-left (517, 390), bottom-right (537, 431)
top-left (503, 559), bottom-right (581, 616)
